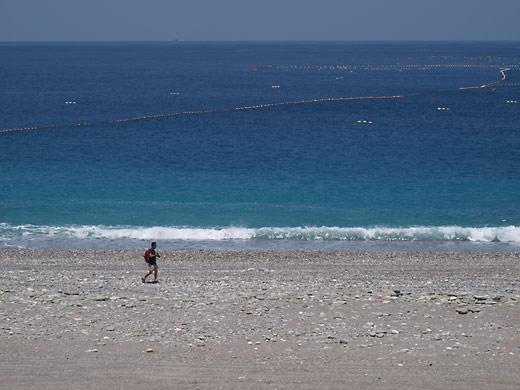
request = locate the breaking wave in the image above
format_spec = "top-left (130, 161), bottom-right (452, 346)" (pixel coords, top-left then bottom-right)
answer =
top-left (1, 223), bottom-right (519, 243)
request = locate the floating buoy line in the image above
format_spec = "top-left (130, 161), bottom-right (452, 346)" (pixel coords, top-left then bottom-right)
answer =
top-left (0, 67), bottom-right (513, 135)
top-left (253, 64), bottom-right (520, 72)
top-left (0, 94), bottom-right (408, 134)
top-left (458, 68), bottom-right (510, 90)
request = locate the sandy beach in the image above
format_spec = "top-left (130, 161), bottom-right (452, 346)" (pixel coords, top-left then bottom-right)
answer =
top-left (1, 249), bottom-right (519, 389)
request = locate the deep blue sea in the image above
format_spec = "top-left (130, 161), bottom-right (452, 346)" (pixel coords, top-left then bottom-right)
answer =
top-left (1, 41), bottom-right (519, 251)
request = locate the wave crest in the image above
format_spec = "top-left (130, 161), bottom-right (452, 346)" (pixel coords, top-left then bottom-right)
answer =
top-left (1, 224), bottom-right (519, 243)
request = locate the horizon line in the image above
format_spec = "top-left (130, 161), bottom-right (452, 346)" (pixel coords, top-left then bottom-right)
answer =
top-left (1, 39), bottom-right (520, 44)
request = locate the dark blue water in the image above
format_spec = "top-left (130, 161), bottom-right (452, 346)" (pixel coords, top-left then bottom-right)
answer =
top-left (1, 42), bottom-right (520, 250)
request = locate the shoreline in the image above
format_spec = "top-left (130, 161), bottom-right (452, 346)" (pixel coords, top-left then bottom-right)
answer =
top-left (2, 224), bottom-right (520, 253)
top-left (3, 240), bottom-right (520, 252)
top-left (2, 249), bottom-right (520, 389)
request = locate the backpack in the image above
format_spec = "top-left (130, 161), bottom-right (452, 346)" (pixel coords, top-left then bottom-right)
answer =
top-left (143, 250), bottom-right (150, 263)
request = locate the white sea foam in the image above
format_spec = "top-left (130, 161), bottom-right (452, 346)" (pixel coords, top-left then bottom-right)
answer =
top-left (1, 223), bottom-right (520, 243)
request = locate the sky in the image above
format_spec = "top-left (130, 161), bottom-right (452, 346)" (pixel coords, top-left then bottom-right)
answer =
top-left (0, 0), bottom-right (519, 42)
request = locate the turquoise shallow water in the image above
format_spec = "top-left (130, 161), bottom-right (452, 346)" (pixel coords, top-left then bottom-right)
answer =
top-left (1, 42), bottom-right (520, 250)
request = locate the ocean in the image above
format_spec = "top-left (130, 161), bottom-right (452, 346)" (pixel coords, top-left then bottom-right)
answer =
top-left (1, 41), bottom-right (519, 251)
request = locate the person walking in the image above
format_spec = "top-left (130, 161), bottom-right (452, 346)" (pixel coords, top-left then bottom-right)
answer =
top-left (142, 242), bottom-right (160, 283)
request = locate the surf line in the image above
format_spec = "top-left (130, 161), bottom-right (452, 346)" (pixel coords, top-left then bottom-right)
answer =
top-left (0, 68), bottom-right (511, 135)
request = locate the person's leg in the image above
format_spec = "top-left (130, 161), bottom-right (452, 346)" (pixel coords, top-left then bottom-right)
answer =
top-left (153, 268), bottom-right (158, 282)
top-left (142, 270), bottom-right (152, 282)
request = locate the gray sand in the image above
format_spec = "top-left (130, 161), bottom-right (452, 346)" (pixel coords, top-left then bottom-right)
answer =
top-left (1, 250), bottom-right (520, 389)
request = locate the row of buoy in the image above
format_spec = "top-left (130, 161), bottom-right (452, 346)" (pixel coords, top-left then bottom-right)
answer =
top-left (0, 65), bottom-right (509, 135)
top-left (0, 122), bottom-right (88, 133)
top-left (428, 55), bottom-right (513, 61)
top-left (1, 94), bottom-right (412, 134)
top-left (271, 85), bottom-right (281, 88)
top-left (65, 101), bottom-right (77, 104)
top-left (506, 100), bottom-right (518, 104)
top-left (169, 92), bottom-right (181, 95)
top-left (268, 64), bottom-right (518, 71)
top-left (357, 120), bottom-right (373, 124)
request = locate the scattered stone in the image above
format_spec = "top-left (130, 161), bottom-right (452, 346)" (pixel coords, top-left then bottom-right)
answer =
top-left (1, 249), bottom-right (519, 382)
top-left (63, 291), bottom-right (80, 296)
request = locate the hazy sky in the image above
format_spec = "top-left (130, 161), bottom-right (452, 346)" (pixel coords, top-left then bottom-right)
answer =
top-left (1, 0), bottom-right (519, 42)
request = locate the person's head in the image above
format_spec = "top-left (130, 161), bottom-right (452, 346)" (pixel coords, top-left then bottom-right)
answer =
top-left (151, 242), bottom-right (157, 249)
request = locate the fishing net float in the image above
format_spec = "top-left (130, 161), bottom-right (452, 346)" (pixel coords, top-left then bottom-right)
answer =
top-left (0, 67), bottom-right (512, 135)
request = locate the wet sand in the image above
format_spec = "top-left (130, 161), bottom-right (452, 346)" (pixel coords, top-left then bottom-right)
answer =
top-left (1, 249), bottom-right (520, 389)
